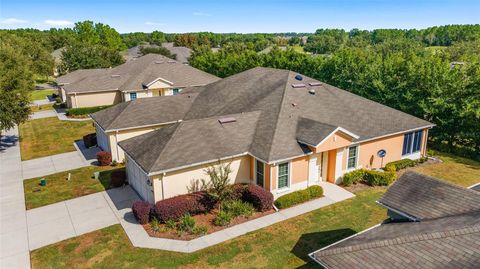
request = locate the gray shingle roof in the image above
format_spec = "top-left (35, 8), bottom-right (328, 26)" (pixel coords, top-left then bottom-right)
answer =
top-left (378, 171), bottom-right (480, 221)
top-left (124, 43), bottom-right (191, 64)
top-left (57, 54), bottom-right (219, 94)
top-left (118, 111), bottom-right (261, 173)
top-left (91, 93), bottom-right (198, 132)
top-left (311, 172), bottom-right (480, 269)
top-left (120, 67), bottom-right (433, 173)
top-left (296, 118), bottom-right (340, 146)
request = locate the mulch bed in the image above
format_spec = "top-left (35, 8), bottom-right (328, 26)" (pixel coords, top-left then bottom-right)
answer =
top-left (143, 208), bottom-right (275, 241)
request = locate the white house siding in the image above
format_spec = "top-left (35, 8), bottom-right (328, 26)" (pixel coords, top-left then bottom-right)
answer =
top-left (95, 123), bottom-right (110, 152)
top-left (126, 155), bottom-right (154, 203)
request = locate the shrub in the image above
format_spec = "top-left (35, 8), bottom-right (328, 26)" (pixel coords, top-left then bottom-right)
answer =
top-left (51, 93), bottom-right (58, 98)
top-left (227, 184), bottom-right (247, 201)
top-left (214, 211), bottom-right (233, 226)
top-left (384, 159), bottom-right (416, 172)
top-left (363, 170), bottom-right (396, 186)
top-left (222, 200), bottom-right (254, 218)
top-left (192, 225), bottom-right (208, 235)
top-left (132, 200), bottom-right (151, 224)
top-left (150, 217), bottom-right (162, 233)
top-left (96, 151), bottom-right (112, 166)
top-left (342, 169), bottom-right (365, 186)
top-left (65, 105), bottom-right (111, 117)
top-left (55, 97), bottom-right (62, 104)
top-left (110, 169), bottom-right (126, 188)
top-left (274, 186), bottom-right (324, 209)
top-left (242, 184), bottom-right (273, 212)
top-left (83, 133), bottom-right (97, 148)
top-left (177, 214), bottom-right (195, 233)
top-left (165, 219), bottom-right (177, 230)
top-left (154, 191), bottom-right (213, 222)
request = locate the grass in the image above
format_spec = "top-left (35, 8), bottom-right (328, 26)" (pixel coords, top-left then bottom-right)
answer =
top-left (31, 188), bottom-right (387, 269)
top-left (24, 166), bottom-right (124, 210)
top-left (19, 117), bottom-right (95, 160)
top-left (31, 103), bottom-right (54, 112)
top-left (412, 150), bottom-right (480, 187)
top-left (29, 152), bottom-right (480, 268)
top-left (31, 89), bottom-right (56, 101)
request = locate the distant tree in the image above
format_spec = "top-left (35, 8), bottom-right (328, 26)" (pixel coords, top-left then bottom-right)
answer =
top-left (139, 46), bottom-right (176, 59)
top-left (61, 42), bottom-right (124, 72)
top-left (0, 42), bottom-right (33, 131)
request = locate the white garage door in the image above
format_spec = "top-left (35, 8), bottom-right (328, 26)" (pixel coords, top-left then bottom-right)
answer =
top-left (126, 156), bottom-right (153, 203)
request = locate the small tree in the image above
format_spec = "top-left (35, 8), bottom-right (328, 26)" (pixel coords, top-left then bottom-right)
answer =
top-left (203, 162), bottom-right (233, 206)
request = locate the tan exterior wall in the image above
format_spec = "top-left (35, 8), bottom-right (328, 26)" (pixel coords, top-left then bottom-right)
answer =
top-left (316, 132), bottom-right (353, 153)
top-left (68, 91), bottom-right (122, 108)
top-left (107, 126), bottom-right (161, 162)
top-left (269, 164), bottom-right (276, 190)
top-left (291, 156), bottom-right (309, 184)
top-left (154, 156), bottom-right (251, 201)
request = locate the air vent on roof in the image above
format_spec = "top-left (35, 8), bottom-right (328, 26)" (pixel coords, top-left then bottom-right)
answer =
top-left (309, 82), bottom-right (322, 86)
top-left (292, 83), bottom-right (306, 88)
top-left (111, 75), bottom-right (121, 78)
top-left (167, 60), bottom-right (176, 63)
top-left (218, 117), bottom-right (236, 124)
top-left (155, 61), bottom-right (164, 64)
top-left (309, 89), bottom-right (316, 95)
top-left (295, 74), bottom-right (303, 81)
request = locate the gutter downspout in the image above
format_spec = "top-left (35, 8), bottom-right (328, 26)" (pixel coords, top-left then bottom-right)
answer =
top-left (161, 172), bottom-right (166, 200)
top-left (74, 92), bottom-right (78, 108)
top-left (115, 131), bottom-right (120, 161)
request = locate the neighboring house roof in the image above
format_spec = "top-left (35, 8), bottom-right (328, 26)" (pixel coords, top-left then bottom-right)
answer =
top-left (91, 93), bottom-right (198, 132)
top-left (125, 43), bottom-right (192, 64)
top-left (57, 54), bottom-right (219, 94)
top-left (119, 67), bottom-right (433, 174)
top-left (166, 46), bottom-right (191, 64)
top-left (56, 68), bottom-right (105, 85)
top-left (296, 117), bottom-right (358, 147)
top-left (311, 172), bottom-right (480, 269)
top-left (119, 111), bottom-right (262, 173)
top-left (378, 171), bottom-right (480, 221)
top-left (258, 46), bottom-right (287, 54)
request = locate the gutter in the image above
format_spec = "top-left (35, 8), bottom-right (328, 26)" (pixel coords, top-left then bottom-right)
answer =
top-left (375, 200), bottom-right (420, 222)
top-left (67, 88), bottom-right (119, 94)
top-left (355, 125), bottom-right (435, 144)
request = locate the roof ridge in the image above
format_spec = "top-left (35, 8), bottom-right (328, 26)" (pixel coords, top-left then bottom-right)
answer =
top-left (265, 70), bottom-right (294, 161)
top-left (317, 224), bottom-right (480, 258)
top-left (148, 123), bottom-right (182, 173)
top-left (105, 101), bottom-right (134, 130)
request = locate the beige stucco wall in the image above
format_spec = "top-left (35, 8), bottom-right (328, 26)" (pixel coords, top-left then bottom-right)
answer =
top-left (152, 155), bottom-right (251, 202)
top-left (107, 126), bottom-right (161, 162)
top-left (68, 91), bottom-right (122, 108)
top-left (291, 156), bottom-right (309, 184)
top-left (316, 132), bottom-right (353, 153)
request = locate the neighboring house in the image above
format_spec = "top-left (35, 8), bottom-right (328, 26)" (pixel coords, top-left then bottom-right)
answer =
top-left (124, 43), bottom-right (192, 64)
top-left (55, 54), bottom-right (219, 108)
top-left (310, 171), bottom-right (480, 269)
top-left (91, 67), bottom-right (433, 203)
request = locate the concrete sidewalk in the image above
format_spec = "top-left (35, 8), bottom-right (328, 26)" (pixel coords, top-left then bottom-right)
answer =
top-left (0, 127), bottom-right (30, 269)
top-left (29, 110), bottom-right (57, 120)
top-left (21, 141), bottom-right (100, 179)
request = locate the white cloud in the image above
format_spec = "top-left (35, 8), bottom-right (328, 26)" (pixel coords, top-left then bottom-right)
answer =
top-left (44, 19), bottom-right (74, 26)
top-left (0, 18), bottom-right (29, 24)
top-left (145, 22), bottom-right (166, 26)
top-left (192, 12), bottom-right (211, 17)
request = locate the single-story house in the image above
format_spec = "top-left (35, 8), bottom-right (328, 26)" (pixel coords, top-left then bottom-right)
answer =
top-left (124, 42), bottom-right (192, 64)
top-left (56, 54), bottom-right (219, 108)
top-left (92, 67), bottom-right (434, 203)
top-left (310, 171), bottom-right (480, 268)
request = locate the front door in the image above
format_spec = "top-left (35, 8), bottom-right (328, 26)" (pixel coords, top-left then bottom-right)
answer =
top-left (308, 157), bottom-right (318, 185)
top-left (335, 148), bottom-right (344, 181)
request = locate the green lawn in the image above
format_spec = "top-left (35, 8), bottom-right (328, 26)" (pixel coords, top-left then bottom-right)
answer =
top-left (412, 150), bottom-right (480, 187)
top-left (24, 166), bottom-right (124, 210)
top-left (19, 117), bottom-right (95, 160)
top-left (31, 89), bottom-right (56, 101)
top-left (31, 103), bottom-right (54, 112)
top-left (29, 152), bottom-right (480, 268)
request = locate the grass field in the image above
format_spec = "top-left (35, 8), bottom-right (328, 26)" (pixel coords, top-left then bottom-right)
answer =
top-left (31, 89), bottom-right (56, 101)
top-left (24, 166), bottom-right (124, 210)
top-left (19, 117), bottom-right (95, 160)
top-left (29, 152), bottom-right (480, 268)
top-left (30, 103), bottom-right (54, 112)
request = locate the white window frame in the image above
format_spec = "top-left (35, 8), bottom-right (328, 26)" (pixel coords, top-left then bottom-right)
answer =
top-left (276, 161), bottom-right (291, 192)
top-left (255, 159), bottom-right (265, 188)
top-left (130, 92), bottom-right (137, 100)
top-left (346, 145), bottom-right (359, 171)
top-left (402, 130), bottom-right (423, 156)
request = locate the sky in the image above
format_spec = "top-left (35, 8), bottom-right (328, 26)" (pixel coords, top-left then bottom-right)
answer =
top-left (0, 0), bottom-right (479, 33)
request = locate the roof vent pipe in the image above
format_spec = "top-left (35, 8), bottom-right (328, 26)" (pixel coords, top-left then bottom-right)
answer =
top-left (295, 74), bottom-right (303, 81)
top-left (309, 89), bottom-right (316, 95)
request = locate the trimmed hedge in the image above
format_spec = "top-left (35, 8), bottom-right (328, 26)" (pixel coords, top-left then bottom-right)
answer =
top-left (274, 185), bottom-right (324, 209)
top-left (132, 200), bottom-right (152, 224)
top-left (66, 105), bottom-right (111, 117)
top-left (342, 169), bottom-right (396, 186)
top-left (96, 151), bottom-right (112, 166)
top-left (83, 133), bottom-right (97, 148)
top-left (384, 159), bottom-right (416, 172)
top-left (242, 184), bottom-right (274, 212)
top-left (154, 192), bottom-right (214, 222)
top-left (110, 169), bottom-right (126, 188)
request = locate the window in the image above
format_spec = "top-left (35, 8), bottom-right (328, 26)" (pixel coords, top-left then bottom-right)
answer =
top-left (347, 146), bottom-right (358, 169)
top-left (172, 88), bottom-right (180, 95)
top-left (402, 130), bottom-right (423, 156)
top-left (130, 92), bottom-right (137, 100)
top-left (255, 160), bottom-right (264, 187)
top-left (278, 162), bottom-right (289, 189)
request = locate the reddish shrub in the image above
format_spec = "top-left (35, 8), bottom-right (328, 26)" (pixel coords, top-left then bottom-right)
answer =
top-left (154, 191), bottom-right (214, 222)
top-left (110, 169), bottom-right (126, 188)
top-left (96, 151), bottom-right (112, 166)
top-left (83, 133), bottom-right (97, 148)
top-left (227, 184), bottom-right (247, 201)
top-left (132, 200), bottom-right (152, 224)
top-left (242, 184), bottom-right (274, 211)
